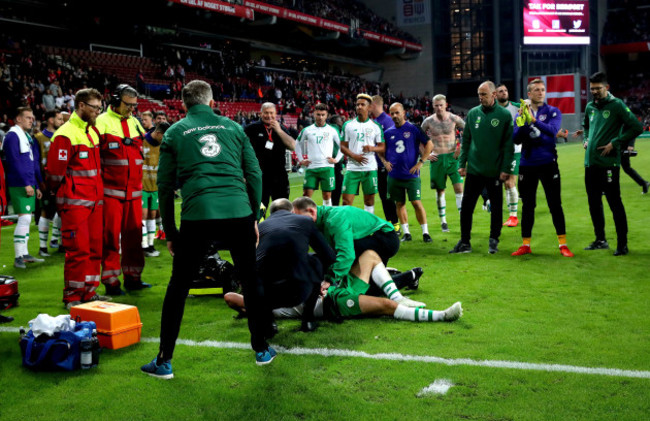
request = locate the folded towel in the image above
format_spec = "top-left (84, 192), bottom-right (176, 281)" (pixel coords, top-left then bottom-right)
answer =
top-left (7, 125), bottom-right (33, 156)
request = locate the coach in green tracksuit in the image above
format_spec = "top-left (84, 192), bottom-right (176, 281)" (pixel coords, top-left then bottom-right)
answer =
top-left (450, 81), bottom-right (514, 254)
top-left (582, 72), bottom-right (643, 256)
top-left (142, 80), bottom-right (270, 377)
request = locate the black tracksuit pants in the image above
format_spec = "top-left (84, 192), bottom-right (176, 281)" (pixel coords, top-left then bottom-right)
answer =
top-left (585, 166), bottom-right (627, 248)
top-left (518, 161), bottom-right (566, 238)
top-left (158, 216), bottom-right (268, 361)
top-left (460, 173), bottom-right (503, 243)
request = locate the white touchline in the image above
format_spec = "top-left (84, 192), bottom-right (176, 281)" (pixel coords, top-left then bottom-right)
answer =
top-left (2, 328), bottom-right (648, 380)
top-left (418, 379), bottom-right (454, 397)
top-left (140, 337), bottom-right (650, 380)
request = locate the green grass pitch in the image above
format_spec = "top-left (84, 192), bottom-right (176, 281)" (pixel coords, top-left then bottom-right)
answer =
top-left (0, 140), bottom-right (649, 420)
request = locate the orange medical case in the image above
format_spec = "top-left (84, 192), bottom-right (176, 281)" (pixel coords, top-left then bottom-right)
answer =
top-left (70, 302), bottom-right (142, 350)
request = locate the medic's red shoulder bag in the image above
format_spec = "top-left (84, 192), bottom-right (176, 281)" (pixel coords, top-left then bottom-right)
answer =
top-left (0, 275), bottom-right (19, 310)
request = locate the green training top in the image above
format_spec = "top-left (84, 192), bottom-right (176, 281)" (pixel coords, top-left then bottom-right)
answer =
top-left (460, 103), bottom-right (515, 177)
top-left (583, 92), bottom-right (643, 168)
top-left (315, 205), bottom-right (394, 283)
top-left (157, 104), bottom-right (262, 241)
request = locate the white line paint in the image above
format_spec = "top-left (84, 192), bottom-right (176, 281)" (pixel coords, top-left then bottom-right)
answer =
top-left (3, 328), bottom-right (648, 380)
top-left (417, 379), bottom-right (454, 397)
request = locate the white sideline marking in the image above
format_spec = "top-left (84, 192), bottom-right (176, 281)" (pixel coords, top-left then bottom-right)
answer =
top-left (418, 379), bottom-right (454, 397)
top-left (3, 328), bottom-right (648, 380)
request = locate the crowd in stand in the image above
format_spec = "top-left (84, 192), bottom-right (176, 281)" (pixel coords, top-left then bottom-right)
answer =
top-left (0, 37), bottom-right (117, 131)
top-left (257, 0), bottom-right (420, 44)
top-left (601, 6), bottom-right (650, 45)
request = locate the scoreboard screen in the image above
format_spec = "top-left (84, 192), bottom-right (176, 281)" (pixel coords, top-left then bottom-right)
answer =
top-left (523, 0), bottom-right (589, 45)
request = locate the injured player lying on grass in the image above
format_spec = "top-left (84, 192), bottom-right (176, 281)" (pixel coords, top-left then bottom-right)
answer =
top-left (225, 249), bottom-right (463, 325)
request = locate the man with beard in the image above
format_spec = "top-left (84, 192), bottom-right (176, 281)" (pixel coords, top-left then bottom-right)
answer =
top-left (581, 72), bottom-right (643, 256)
top-left (47, 89), bottom-right (106, 307)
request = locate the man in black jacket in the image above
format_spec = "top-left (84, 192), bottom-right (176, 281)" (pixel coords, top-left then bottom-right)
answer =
top-left (244, 103), bottom-right (296, 215)
top-left (257, 198), bottom-right (336, 330)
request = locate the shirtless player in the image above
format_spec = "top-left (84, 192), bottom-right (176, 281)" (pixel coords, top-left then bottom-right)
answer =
top-left (421, 95), bottom-right (465, 232)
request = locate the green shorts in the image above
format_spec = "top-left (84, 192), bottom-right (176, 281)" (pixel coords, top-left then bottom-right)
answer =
top-left (327, 274), bottom-right (370, 317)
top-left (510, 152), bottom-right (521, 176)
top-left (303, 167), bottom-right (335, 191)
top-left (342, 170), bottom-right (378, 195)
top-left (142, 191), bottom-right (159, 210)
top-left (9, 186), bottom-right (36, 214)
top-left (429, 153), bottom-right (462, 190)
top-left (387, 176), bottom-right (421, 203)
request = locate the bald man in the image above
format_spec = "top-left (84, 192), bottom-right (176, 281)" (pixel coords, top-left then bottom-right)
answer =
top-left (450, 81), bottom-right (515, 254)
top-left (382, 103), bottom-right (433, 243)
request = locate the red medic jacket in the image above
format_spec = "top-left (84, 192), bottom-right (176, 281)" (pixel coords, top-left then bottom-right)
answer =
top-left (46, 111), bottom-right (103, 208)
top-left (95, 107), bottom-right (144, 200)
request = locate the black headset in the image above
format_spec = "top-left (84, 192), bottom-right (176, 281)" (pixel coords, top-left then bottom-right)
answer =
top-left (111, 84), bottom-right (135, 108)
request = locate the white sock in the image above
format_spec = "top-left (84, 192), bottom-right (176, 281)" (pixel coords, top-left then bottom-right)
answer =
top-left (393, 304), bottom-right (444, 322)
top-left (142, 221), bottom-right (148, 248)
top-left (147, 219), bottom-right (156, 246)
top-left (437, 192), bottom-right (446, 222)
top-left (364, 205), bottom-right (374, 214)
top-left (401, 223), bottom-right (410, 234)
top-left (507, 187), bottom-right (518, 216)
top-left (371, 263), bottom-right (403, 301)
top-left (14, 214), bottom-right (31, 258)
top-left (38, 217), bottom-right (51, 248)
top-left (323, 198), bottom-right (332, 206)
top-left (421, 224), bottom-right (429, 235)
top-left (52, 213), bottom-right (61, 242)
top-left (456, 193), bottom-right (463, 213)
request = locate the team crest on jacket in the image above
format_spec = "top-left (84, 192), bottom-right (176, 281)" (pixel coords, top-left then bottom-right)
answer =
top-left (199, 134), bottom-right (221, 157)
top-left (539, 114), bottom-right (547, 121)
top-left (404, 131), bottom-right (411, 138)
top-left (603, 110), bottom-right (611, 119)
top-left (491, 119), bottom-right (500, 127)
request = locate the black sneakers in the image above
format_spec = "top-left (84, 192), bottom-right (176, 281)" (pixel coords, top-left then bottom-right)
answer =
top-left (584, 240), bottom-right (609, 250)
top-left (407, 267), bottom-right (423, 290)
top-left (401, 233), bottom-right (412, 242)
top-left (449, 240), bottom-right (472, 254)
top-left (423, 233), bottom-right (433, 243)
top-left (613, 246), bottom-right (629, 256)
top-left (488, 238), bottom-right (499, 254)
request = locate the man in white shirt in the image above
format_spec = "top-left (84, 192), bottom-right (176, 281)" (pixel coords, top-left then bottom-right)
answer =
top-left (339, 94), bottom-right (385, 213)
top-left (295, 103), bottom-right (342, 206)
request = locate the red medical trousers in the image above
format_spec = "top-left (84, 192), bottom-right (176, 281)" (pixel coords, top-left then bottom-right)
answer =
top-left (101, 195), bottom-right (144, 286)
top-left (61, 204), bottom-right (103, 303)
